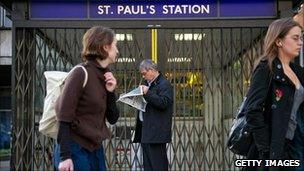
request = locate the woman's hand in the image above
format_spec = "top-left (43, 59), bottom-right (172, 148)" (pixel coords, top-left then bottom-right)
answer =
top-left (104, 72), bottom-right (117, 92)
top-left (58, 159), bottom-right (74, 171)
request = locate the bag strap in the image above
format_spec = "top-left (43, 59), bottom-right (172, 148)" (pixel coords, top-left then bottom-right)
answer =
top-left (69, 65), bottom-right (88, 88)
top-left (239, 71), bottom-right (273, 117)
top-left (263, 72), bottom-right (273, 109)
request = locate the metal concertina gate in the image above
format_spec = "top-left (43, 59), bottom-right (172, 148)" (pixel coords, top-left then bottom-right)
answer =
top-left (11, 27), bottom-right (267, 170)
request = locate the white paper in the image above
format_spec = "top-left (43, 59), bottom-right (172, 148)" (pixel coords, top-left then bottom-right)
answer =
top-left (117, 86), bottom-right (147, 112)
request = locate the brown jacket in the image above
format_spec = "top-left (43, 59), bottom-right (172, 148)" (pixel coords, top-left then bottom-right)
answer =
top-left (55, 60), bottom-right (119, 151)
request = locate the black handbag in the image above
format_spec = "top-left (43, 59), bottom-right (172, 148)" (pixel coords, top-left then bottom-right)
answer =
top-left (227, 97), bottom-right (252, 156)
top-left (227, 72), bottom-right (272, 156)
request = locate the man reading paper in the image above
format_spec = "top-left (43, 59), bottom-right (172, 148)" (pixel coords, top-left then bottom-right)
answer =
top-left (133, 59), bottom-right (173, 171)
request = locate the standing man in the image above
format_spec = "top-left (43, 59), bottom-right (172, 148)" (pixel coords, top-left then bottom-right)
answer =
top-left (133, 59), bottom-right (173, 171)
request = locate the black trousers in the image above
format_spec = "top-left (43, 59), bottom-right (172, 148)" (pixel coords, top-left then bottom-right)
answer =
top-left (141, 143), bottom-right (168, 171)
top-left (243, 140), bottom-right (295, 171)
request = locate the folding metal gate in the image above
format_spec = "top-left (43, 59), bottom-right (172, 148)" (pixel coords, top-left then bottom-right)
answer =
top-left (11, 27), bottom-right (267, 170)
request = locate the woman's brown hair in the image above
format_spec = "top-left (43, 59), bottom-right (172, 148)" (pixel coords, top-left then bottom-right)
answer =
top-left (256, 18), bottom-right (302, 70)
top-left (81, 26), bottom-right (115, 61)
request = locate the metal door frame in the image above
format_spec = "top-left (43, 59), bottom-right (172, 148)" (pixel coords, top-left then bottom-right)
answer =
top-left (10, 2), bottom-right (276, 170)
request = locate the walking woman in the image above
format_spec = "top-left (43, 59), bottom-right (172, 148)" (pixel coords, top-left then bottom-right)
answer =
top-left (244, 18), bottom-right (303, 171)
top-left (54, 26), bottom-right (120, 171)
top-left (291, 2), bottom-right (304, 171)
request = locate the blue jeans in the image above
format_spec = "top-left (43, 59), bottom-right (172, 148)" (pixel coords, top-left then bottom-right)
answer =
top-left (54, 140), bottom-right (106, 171)
top-left (290, 126), bottom-right (304, 171)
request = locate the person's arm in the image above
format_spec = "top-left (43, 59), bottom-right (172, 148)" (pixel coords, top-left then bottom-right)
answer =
top-left (57, 121), bottom-right (71, 161)
top-left (143, 81), bottom-right (173, 110)
top-left (293, 4), bottom-right (303, 27)
top-left (104, 71), bottom-right (119, 124)
top-left (55, 67), bottom-right (85, 164)
top-left (55, 67), bottom-right (85, 122)
top-left (245, 62), bottom-right (271, 157)
top-left (105, 91), bottom-right (120, 124)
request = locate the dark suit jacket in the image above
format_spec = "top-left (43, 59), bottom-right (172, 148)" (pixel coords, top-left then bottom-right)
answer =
top-left (245, 57), bottom-right (304, 160)
top-left (133, 73), bottom-right (173, 143)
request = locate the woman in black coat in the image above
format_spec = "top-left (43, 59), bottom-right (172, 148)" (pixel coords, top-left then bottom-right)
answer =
top-left (244, 18), bottom-right (303, 171)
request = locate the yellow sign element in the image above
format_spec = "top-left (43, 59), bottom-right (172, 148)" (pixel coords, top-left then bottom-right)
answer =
top-left (151, 29), bottom-right (157, 62)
